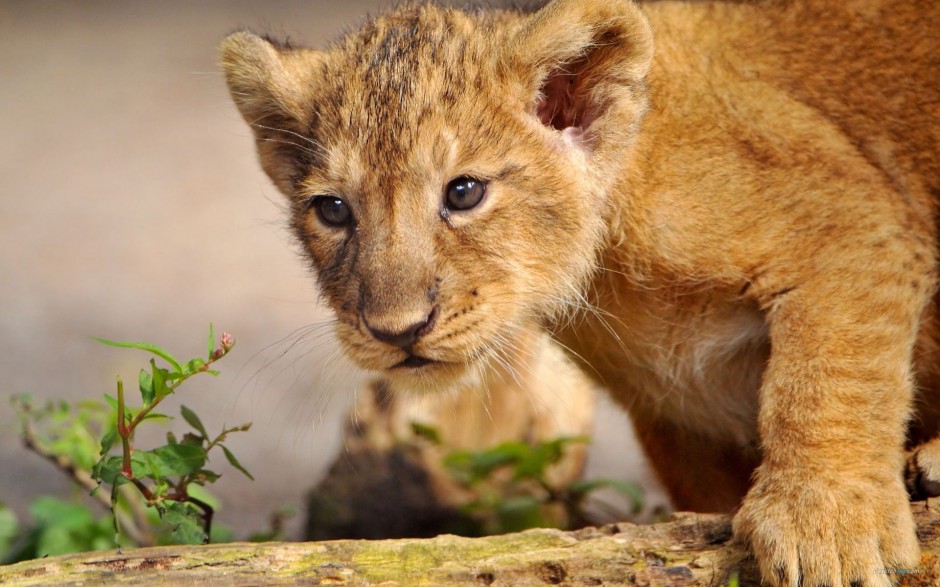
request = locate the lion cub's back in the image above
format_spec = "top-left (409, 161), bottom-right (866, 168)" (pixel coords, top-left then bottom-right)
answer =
top-left (645, 0), bottom-right (939, 203)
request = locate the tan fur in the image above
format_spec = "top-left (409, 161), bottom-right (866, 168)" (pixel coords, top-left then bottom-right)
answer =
top-left (221, 1), bottom-right (940, 585)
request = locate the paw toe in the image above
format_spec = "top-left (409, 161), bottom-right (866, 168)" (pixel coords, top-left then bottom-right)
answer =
top-left (906, 439), bottom-right (940, 500)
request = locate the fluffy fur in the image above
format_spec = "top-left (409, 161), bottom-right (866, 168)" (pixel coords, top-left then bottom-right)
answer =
top-left (221, 1), bottom-right (939, 585)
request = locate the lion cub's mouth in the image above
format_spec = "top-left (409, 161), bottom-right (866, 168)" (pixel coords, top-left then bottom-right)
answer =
top-left (392, 355), bottom-right (439, 369)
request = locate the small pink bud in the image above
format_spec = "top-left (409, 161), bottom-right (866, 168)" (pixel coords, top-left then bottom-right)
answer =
top-left (220, 331), bottom-right (234, 350)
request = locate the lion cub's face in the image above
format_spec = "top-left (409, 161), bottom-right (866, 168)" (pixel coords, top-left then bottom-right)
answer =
top-left (222, 0), bottom-right (652, 390)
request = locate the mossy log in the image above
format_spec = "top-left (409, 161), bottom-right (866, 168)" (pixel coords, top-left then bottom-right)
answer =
top-left (2, 503), bottom-right (939, 586)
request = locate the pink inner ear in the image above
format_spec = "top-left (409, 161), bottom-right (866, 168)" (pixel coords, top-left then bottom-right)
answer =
top-left (534, 60), bottom-right (597, 134)
top-left (536, 71), bottom-right (580, 130)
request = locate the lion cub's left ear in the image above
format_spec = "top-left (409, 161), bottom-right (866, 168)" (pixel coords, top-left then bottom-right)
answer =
top-left (507, 0), bottom-right (653, 150)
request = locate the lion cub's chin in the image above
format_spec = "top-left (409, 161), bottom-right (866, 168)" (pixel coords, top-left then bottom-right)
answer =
top-left (381, 360), bottom-right (482, 396)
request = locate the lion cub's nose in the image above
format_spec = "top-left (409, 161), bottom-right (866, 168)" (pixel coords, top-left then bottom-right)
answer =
top-left (365, 305), bottom-right (440, 349)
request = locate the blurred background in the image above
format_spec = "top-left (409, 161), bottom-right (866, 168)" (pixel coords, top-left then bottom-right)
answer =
top-left (0, 0), bottom-right (664, 540)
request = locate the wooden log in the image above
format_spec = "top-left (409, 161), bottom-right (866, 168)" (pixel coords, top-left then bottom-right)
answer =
top-left (2, 503), bottom-right (938, 586)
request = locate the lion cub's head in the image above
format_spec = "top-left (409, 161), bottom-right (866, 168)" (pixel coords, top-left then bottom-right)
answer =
top-left (222, 0), bottom-right (652, 391)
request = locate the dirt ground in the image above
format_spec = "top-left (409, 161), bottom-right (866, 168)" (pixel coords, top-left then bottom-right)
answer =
top-left (0, 1), bottom-right (664, 540)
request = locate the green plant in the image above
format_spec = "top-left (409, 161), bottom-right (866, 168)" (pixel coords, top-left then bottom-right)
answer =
top-left (0, 498), bottom-right (114, 564)
top-left (8, 327), bottom-right (253, 560)
top-left (443, 435), bottom-right (644, 535)
top-left (92, 327), bottom-right (253, 545)
top-left (0, 503), bottom-right (21, 562)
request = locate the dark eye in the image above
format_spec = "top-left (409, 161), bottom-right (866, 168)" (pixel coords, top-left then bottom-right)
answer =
top-left (444, 177), bottom-right (486, 211)
top-left (311, 196), bottom-right (352, 227)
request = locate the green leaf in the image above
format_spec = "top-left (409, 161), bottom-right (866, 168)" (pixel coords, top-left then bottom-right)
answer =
top-left (133, 452), bottom-right (166, 483)
top-left (182, 358), bottom-right (206, 376)
top-left (515, 445), bottom-right (558, 481)
top-left (180, 432), bottom-right (203, 446)
top-left (442, 452), bottom-right (473, 484)
top-left (92, 455), bottom-right (124, 485)
top-left (138, 369), bottom-right (154, 406)
top-left (30, 497), bottom-right (93, 531)
top-left (99, 428), bottom-right (117, 456)
top-left (514, 436), bottom-right (589, 481)
top-left (163, 371), bottom-right (184, 382)
top-left (495, 495), bottom-right (546, 533)
top-left (180, 405), bottom-right (207, 439)
top-left (0, 503), bottom-right (19, 557)
top-left (410, 421), bottom-right (442, 445)
top-left (192, 469), bottom-right (222, 485)
top-left (75, 398), bottom-right (108, 412)
top-left (162, 502), bottom-right (207, 545)
top-left (513, 450), bottom-right (551, 480)
top-left (456, 442), bottom-right (527, 482)
top-left (29, 497), bottom-right (114, 557)
top-left (206, 323), bottom-right (215, 359)
top-left (108, 476), bottom-right (130, 540)
top-left (140, 444), bottom-right (207, 478)
top-left (152, 360), bottom-right (171, 399)
top-left (95, 337), bottom-right (183, 373)
top-left (221, 445), bottom-right (254, 480)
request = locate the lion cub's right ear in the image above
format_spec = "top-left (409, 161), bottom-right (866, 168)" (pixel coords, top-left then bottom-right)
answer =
top-left (220, 31), bottom-right (322, 126)
top-left (220, 31), bottom-right (323, 193)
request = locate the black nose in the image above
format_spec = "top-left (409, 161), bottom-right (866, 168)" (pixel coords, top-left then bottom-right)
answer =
top-left (366, 305), bottom-right (440, 349)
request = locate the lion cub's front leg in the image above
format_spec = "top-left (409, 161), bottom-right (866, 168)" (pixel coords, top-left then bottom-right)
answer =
top-left (732, 255), bottom-right (932, 586)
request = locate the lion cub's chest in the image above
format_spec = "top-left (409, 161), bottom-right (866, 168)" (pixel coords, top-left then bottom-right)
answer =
top-left (560, 283), bottom-right (769, 447)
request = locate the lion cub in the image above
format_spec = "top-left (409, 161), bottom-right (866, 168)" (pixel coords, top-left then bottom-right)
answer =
top-left (222, 0), bottom-right (939, 584)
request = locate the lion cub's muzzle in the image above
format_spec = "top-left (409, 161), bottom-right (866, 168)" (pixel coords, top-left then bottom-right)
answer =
top-left (362, 304), bottom-right (441, 367)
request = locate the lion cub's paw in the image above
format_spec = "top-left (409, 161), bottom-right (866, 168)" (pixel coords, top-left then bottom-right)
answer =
top-left (733, 470), bottom-right (918, 587)
top-left (906, 438), bottom-right (940, 500)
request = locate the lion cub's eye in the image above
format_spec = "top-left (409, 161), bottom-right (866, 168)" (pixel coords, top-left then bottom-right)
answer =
top-left (311, 196), bottom-right (352, 227)
top-left (444, 177), bottom-right (486, 211)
